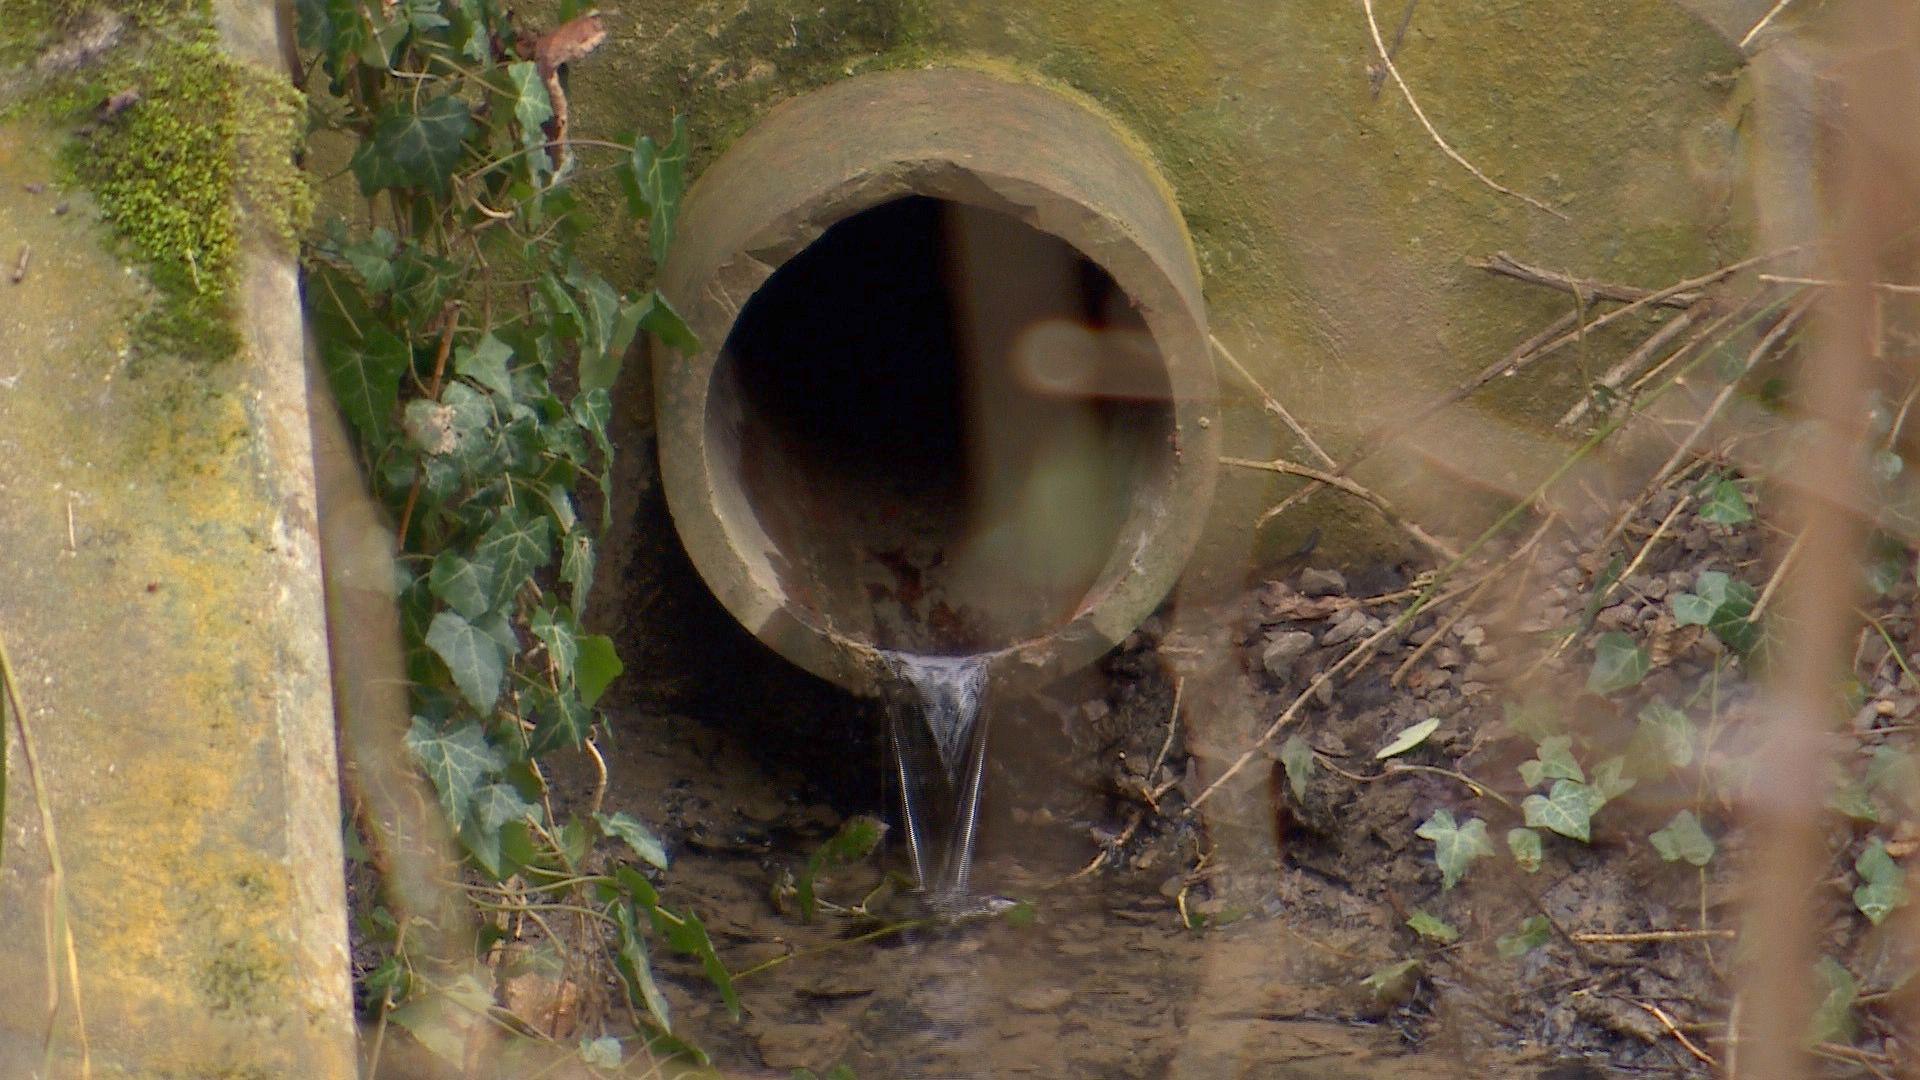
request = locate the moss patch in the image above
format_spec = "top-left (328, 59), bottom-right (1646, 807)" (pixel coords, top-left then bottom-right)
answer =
top-left (2, 0), bottom-right (308, 363)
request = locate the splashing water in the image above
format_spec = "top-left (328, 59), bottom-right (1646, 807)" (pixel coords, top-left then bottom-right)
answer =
top-left (877, 651), bottom-right (995, 902)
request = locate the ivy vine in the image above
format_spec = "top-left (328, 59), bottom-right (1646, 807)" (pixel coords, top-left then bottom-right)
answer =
top-left (297, 0), bottom-right (721, 1066)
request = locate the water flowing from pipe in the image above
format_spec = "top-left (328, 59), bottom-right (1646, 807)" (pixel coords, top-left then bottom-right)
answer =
top-left (876, 651), bottom-right (995, 903)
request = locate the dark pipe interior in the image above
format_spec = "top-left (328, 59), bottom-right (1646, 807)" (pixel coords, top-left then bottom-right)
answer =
top-left (712, 195), bottom-right (1175, 654)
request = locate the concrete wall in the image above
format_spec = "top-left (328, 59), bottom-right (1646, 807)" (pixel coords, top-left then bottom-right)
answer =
top-left (0, 4), bottom-right (357, 1077)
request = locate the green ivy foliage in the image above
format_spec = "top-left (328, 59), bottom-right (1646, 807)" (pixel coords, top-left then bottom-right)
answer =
top-left (297, 0), bottom-right (715, 1062)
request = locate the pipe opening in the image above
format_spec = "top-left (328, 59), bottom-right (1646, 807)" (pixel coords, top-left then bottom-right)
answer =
top-left (709, 195), bottom-right (1177, 656)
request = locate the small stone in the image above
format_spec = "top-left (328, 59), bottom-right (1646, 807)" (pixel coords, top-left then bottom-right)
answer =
top-left (1261, 631), bottom-right (1315, 677)
top-left (1595, 603), bottom-right (1637, 630)
top-left (1431, 646), bottom-right (1462, 670)
top-left (738, 791), bottom-right (787, 824)
top-left (1299, 567), bottom-right (1347, 597)
top-left (23, 182), bottom-right (44, 194)
top-left (1875, 698), bottom-right (1898, 717)
top-left (1010, 986), bottom-right (1075, 1012)
top-left (1320, 609), bottom-right (1369, 646)
top-left (1313, 677), bottom-right (1335, 707)
top-left (754, 1019), bottom-right (850, 1070)
top-left (1457, 625), bottom-right (1486, 648)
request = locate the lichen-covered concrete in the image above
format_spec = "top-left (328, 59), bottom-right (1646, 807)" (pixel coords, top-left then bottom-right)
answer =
top-left (558, 0), bottom-right (1760, 586)
top-left (0, 26), bottom-right (355, 1080)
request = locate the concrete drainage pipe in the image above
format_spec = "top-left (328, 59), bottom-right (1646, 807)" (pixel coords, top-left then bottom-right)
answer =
top-left (653, 68), bottom-right (1217, 694)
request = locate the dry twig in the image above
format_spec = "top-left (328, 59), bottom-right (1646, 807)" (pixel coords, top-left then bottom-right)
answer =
top-left (1474, 252), bottom-right (1702, 308)
top-left (1740, 0), bottom-right (1797, 48)
top-left (1632, 999), bottom-right (1719, 1069)
top-left (1360, 0), bottom-right (1564, 218)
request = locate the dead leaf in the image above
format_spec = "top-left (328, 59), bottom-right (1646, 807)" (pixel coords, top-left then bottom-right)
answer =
top-left (534, 10), bottom-right (607, 77)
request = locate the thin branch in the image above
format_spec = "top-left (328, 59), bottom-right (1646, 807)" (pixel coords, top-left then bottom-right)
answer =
top-left (1474, 252), bottom-right (1702, 308)
top-left (1558, 305), bottom-right (1704, 429)
top-left (1223, 456), bottom-right (1461, 562)
top-left (1633, 999), bottom-right (1720, 1069)
top-left (1361, 0), bottom-right (1565, 218)
top-left (1211, 334), bottom-right (1336, 468)
top-left (1758, 272), bottom-right (1920, 296)
top-left (1739, 0), bottom-right (1797, 48)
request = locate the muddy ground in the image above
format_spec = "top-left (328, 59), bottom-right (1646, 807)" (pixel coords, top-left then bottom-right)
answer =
top-left (575, 487), bottom-right (1916, 1075)
top-left (353, 472), bottom-right (1920, 1078)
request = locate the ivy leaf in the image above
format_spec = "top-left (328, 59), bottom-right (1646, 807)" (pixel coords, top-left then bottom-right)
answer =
top-left (1649, 810), bottom-right (1716, 866)
top-left (473, 507), bottom-right (552, 608)
top-left (611, 902), bottom-right (673, 1033)
top-left (1415, 809), bottom-right (1494, 889)
top-left (503, 60), bottom-right (553, 153)
top-left (1628, 702), bottom-right (1696, 776)
top-left (577, 634), bottom-right (623, 707)
top-left (1497, 915), bottom-right (1552, 959)
top-left (1586, 632), bottom-right (1649, 695)
top-left (1279, 734), bottom-right (1315, 802)
top-left (530, 604), bottom-right (581, 682)
top-left (1361, 958), bottom-right (1420, 1005)
top-left (561, 532), bottom-right (596, 606)
top-left (1377, 717), bottom-right (1440, 759)
top-left (1518, 734), bottom-right (1583, 788)
top-left (322, 325), bottom-right (409, 447)
top-left (620, 115), bottom-right (689, 262)
top-left (1694, 570), bottom-right (1732, 607)
top-left (1523, 780), bottom-right (1602, 842)
top-left (1589, 756), bottom-right (1637, 802)
top-left (653, 907), bottom-right (740, 1018)
top-left (405, 717), bottom-right (503, 822)
top-left (472, 781), bottom-right (538, 831)
top-left (528, 683), bottom-right (593, 754)
top-left (1671, 591), bottom-right (1715, 626)
top-left (1407, 910), bottom-right (1459, 944)
top-left (341, 228), bottom-right (398, 294)
top-left (1853, 839), bottom-right (1909, 925)
top-left (429, 552), bottom-right (495, 620)
top-left (1706, 579), bottom-right (1761, 656)
top-left (455, 333), bottom-right (515, 399)
top-left (1809, 957), bottom-right (1857, 1045)
top-left (351, 94), bottom-right (474, 196)
top-left (798, 816), bottom-right (885, 921)
top-left (595, 810), bottom-right (669, 870)
top-left (1697, 477), bottom-right (1753, 525)
top-left (1829, 780), bottom-right (1881, 823)
top-left (1507, 827), bottom-right (1543, 873)
top-left (426, 610), bottom-right (509, 712)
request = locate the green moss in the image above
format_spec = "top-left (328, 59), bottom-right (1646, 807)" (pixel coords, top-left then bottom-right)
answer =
top-left (4, 1), bottom-right (309, 363)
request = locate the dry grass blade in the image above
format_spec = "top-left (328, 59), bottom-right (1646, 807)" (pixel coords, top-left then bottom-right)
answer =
top-left (1360, 0), bottom-right (1565, 218)
top-left (0, 630), bottom-right (92, 1079)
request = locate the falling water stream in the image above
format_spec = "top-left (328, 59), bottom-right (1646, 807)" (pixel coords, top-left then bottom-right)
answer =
top-left (877, 651), bottom-right (996, 906)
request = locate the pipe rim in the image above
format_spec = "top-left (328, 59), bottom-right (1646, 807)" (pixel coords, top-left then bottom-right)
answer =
top-left (652, 68), bottom-right (1218, 694)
